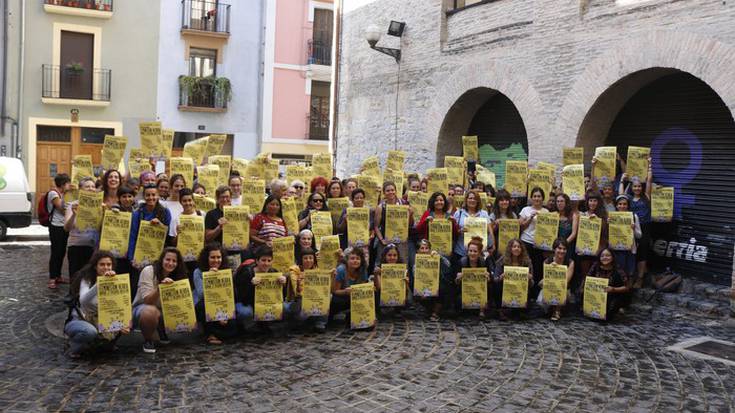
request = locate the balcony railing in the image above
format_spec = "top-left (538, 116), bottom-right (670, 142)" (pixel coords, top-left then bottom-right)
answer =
top-left (307, 39), bottom-right (332, 66)
top-left (42, 64), bottom-right (111, 102)
top-left (181, 0), bottom-right (230, 34)
top-left (178, 76), bottom-right (230, 111)
top-left (309, 95), bottom-right (330, 140)
top-left (44, 0), bottom-right (113, 12)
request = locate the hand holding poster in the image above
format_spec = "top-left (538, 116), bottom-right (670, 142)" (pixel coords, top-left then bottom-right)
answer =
top-left (462, 135), bottom-right (479, 161)
top-left (99, 210), bottom-right (132, 258)
top-left (384, 205), bottom-right (409, 243)
top-left (504, 160), bottom-right (528, 198)
top-left (380, 263), bottom-right (407, 307)
top-left (347, 207), bottom-right (370, 247)
top-left (242, 179), bottom-right (266, 214)
top-left (101, 135), bottom-right (127, 170)
top-left (350, 282), bottom-right (376, 329)
top-left (407, 191), bottom-right (429, 217)
top-left (497, 219), bottom-right (520, 253)
top-left (159, 279), bottom-right (197, 333)
top-left (593, 146), bottom-right (617, 184)
top-left (97, 274), bottom-right (132, 333)
top-left (139, 121), bottom-right (162, 157)
top-left (208, 155), bottom-right (232, 188)
top-left (563, 147), bottom-right (584, 167)
top-left (319, 235), bottom-right (341, 270)
top-left (255, 273), bottom-right (284, 321)
top-left (429, 219), bottom-right (452, 256)
top-left (310, 211), bottom-right (333, 249)
top-left (576, 215), bottom-right (602, 256)
top-left (76, 190), bottom-right (103, 231)
top-left (427, 168), bottom-right (448, 195)
top-left (301, 270), bottom-right (331, 317)
top-left (608, 211), bottom-right (634, 251)
top-left (464, 216), bottom-right (488, 248)
top-left (271, 236), bottom-right (295, 273)
top-left (133, 220), bottom-right (168, 267)
top-left (651, 186), bottom-right (674, 222)
top-left (501, 266), bottom-right (529, 308)
top-left (562, 164), bottom-right (585, 201)
top-left (72, 155), bottom-right (94, 184)
top-left (177, 214), bottom-right (205, 261)
top-left (387, 150), bottom-right (406, 172)
top-left (223, 205), bottom-right (250, 251)
top-left (205, 134), bottom-right (227, 159)
top-left (202, 269), bottom-right (236, 322)
top-left (193, 194), bottom-right (216, 212)
top-left (444, 156), bottom-right (465, 185)
top-left (534, 212), bottom-right (560, 251)
top-left (626, 146), bottom-right (650, 182)
top-left (461, 268), bottom-right (488, 309)
top-left (196, 165), bottom-right (220, 195)
top-left (281, 197), bottom-right (300, 235)
top-left (583, 276), bottom-right (609, 320)
top-left (542, 264), bottom-right (567, 306)
top-left (414, 254), bottom-right (440, 297)
top-left (170, 157), bottom-right (194, 188)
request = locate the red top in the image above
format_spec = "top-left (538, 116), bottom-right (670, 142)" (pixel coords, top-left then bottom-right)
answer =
top-left (415, 210), bottom-right (459, 241)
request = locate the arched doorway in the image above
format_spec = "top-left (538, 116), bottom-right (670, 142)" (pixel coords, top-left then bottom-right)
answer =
top-left (595, 71), bottom-right (735, 284)
top-left (437, 88), bottom-right (528, 188)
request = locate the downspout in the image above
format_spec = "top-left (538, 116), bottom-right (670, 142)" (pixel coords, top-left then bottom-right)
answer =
top-left (16, 0), bottom-right (26, 159)
top-left (330, 0), bottom-right (342, 171)
top-left (1, 0), bottom-right (8, 134)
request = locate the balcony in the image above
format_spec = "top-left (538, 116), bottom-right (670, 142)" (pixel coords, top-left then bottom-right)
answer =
top-left (41, 64), bottom-right (111, 107)
top-left (178, 75), bottom-right (230, 113)
top-left (307, 39), bottom-right (332, 66)
top-left (181, 0), bottom-right (231, 38)
top-left (309, 95), bottom-right (330, 141)
top-left (43, 0), bottom-right (113, 19)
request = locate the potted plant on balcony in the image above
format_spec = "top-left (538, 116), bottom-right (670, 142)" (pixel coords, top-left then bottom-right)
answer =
top-left (179, 75), bottom-right (199, 106)
top-left (85, 0), bottom-right (93, 9)
top-left (65, 61), bottom-right (84, 76)
top-left (213, 77), bottom-right (232, 108)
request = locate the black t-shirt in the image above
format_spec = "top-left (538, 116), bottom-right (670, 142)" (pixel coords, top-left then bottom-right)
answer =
top-left (233, 265), bottom-right (283, 306)
top-left (205, 208), bottom-right (224, 244)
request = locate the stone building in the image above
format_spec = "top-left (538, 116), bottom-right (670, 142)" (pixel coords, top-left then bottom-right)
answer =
top-left (334, 0), bottom-right (735, 285)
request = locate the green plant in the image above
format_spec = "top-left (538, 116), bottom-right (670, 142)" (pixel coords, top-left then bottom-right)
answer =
top-left (65, 61), bottom-right (84, 74)
top-left (213, 76), bottom-right (232, 102)
top-left (179, 75), bottom-right (198, 98)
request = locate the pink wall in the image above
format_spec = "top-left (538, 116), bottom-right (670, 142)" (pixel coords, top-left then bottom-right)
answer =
top-left (272, 69), bottom-right (310, 139)
top-left (275, 0), bottom-right (310, 65)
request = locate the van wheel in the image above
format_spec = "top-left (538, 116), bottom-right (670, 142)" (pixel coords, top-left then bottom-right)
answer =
top-left (0, 221), bottom-right (6, 241)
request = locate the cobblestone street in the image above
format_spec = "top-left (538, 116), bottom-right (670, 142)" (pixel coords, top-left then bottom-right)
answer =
top-left (1, 245), bottom-right (733, 412)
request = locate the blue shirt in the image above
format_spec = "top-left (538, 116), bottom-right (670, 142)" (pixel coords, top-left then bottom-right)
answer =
top-left (452, 208), bottom-right (491, 257)
top-left (335, 264), bottom-right (369, 288)
top-left (629, 197), bottom-right (651, 224)
top-left (127, 204), bottom-right (172, 261)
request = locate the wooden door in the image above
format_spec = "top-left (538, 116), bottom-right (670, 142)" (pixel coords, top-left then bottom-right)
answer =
top-left (60, 31), bottom-right (94, 100)
top-left (36, 143), bottom-right (72, 196)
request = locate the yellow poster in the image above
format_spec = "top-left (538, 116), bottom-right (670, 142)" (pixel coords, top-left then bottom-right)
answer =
top-left (461, 267), bottom-right (487, 309)
top-left (159, 279), bottom-right (197, 333)
top-left (101, 135), bottom-right (127, 170)
top-left (427, 168), bottom-right (448, 195)
top-left (319, 235), bottom-right (341, 270)
top-left (183, 137), bottom-right (207, 166)
top-left (223, 205), bottom-right (250, 251)
top-left (129, 147), bottom-right (146, 161)
top-left (205, 134), bottom-right (227, 159)
top-left (593, 146), bottom-right (617, 184)
top-left (347, 207), bottom-right (370, 246)
top-left (128, 159), bottom-right (152, 178)
top-left (444, 156), bottom-right (465, 185)
top-left (271, 236), bottom-right (295, 273)
top-left (177, 214), bottom-right (204, 261)
top-left (497, 219), bottom-right (520, 252)
top-left (193, 194), bottom-right (216, 211)
top-left (576, 215), bottom-right (602, 256)
top-left (266, 159), bottom-right (280, 183)
top-left (361, 155), bottom-right (380, 177)
top-left (254, 273), bottom-right (284, 321)
top-left (563, 147), bottom-right (584, 167)
top-left (356, 174), bottom-right (381, 207)
top-left (651, 186), bottom-right (674, 222)
top-left (380, 263), bottom-right (406, 307)
top-left (452, 195), bottom-right (464, 210)
top-left (583, 276), bottom-right (609, 320)
top-left (537, 161), bottom-right (557, 175)
top-left (527, 168), bottom-right (552, 202)
top-left (414, 254), bottom-right (440, 297)
top-left (386, 150), bottom-right (406, 172)
top-left (542, 263), bottom-right (567, 306)
top-left (327, 197), bottom-right (350, 224)
top-left (71, 155), bottom-right (94, 184)
top-left (301, 270), bottom-right (332, 317)
top-left (99, 210), bottom-right (132, 258)
top-left (97, 273), bottom-right (132, 333)
top-left (608, 211), bottom-right (634, 251)
top-left (242, 179), bottom-right (266, 214)
top-left (384, 205), bottom-right (409, 242)
top-left (170, 157), bottom-right (194, 187)
top-left (247, 159), bottom-right (266, 181)
top-left (464, 216), bottom-right (488, 249)
top-left (382, 169), bottom-right (404, 195)
top-left (208, 155), bottom-right (232, 188)
top-left (429, 219), bottom-right (452, 256)
top-left (562, 164), bottom-right (585, 201)
top-left (161, 128), bottom-right (174, 159)
top-left (231, 158), bottom-right (249, 175)
top-left (626, 146), bottom-right (650, 182)
top-left (76, 190), bottom-right (103, 231)
top-left (64, 188), bottom-right (79, 204)
top-left (462, 135), bottom-right (479, 161)
top-left (280, 197), bottom-right (300, 235)
top-left (476, 164), bottom-right (497, 189)
top-left (202, 269), bottom-right (235, 321)
top-left (501, 266), bottom-right (529, 308)
top-left (310, 211), bottom-right (333, 249)
top-left (350, 282), bottom-right (376, 329)
top-left (133, 220), bottom-right (168, 267)
top-left (139, 121), bottom-right (162, 157)
top-left (311, 152), bottom-right (332, 178)
top-left (504, 160), bottom-right (528, 198)
top-left (407, 190), bottom-right (429, 217)
top-left (286, 164), bottom-right (308, 185)
top-left (534, 212), bottom-right (560, 251)
top-left (196, 165), bottom-right (220, 194)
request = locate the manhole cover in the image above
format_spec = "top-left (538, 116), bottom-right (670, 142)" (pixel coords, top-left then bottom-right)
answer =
top-left (668, 336), bottom-right (735, 366)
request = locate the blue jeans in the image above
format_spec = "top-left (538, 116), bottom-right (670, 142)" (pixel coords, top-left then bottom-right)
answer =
top-left (236, 302), bottom-right (305, 329)
top-left (64, 320), bottom-right (98, 355)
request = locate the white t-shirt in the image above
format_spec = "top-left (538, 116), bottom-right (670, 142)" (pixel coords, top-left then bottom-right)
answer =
top-left (47, 190), bottom-right (66, 227)
top-left (162, 200), bottom-right (184, 236)
top-left (231, 195), bottom-right (242, 206)
top-left (519, 206), bottom-right (548, 244)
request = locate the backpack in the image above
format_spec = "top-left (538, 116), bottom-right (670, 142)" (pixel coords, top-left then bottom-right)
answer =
top-left (38, 191), bottom-right (55, 227)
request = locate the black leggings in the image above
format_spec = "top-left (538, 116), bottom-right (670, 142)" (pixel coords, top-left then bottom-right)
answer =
top-left (67, 245), bottom-right (94, 280)
top-left (48, 225), bottom-right (68, 279)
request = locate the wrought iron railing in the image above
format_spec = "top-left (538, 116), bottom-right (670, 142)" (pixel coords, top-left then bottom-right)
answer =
top-left (179, 76), bottom-right (229, 110)
top-left (308, 39), bottom-right (332, 66)
top-left (181, 0), bottom-right (230, 34)
top-left (41, 64), bottom-right (112, 101)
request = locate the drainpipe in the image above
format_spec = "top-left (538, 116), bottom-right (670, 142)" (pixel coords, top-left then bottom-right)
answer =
top-left (1, 0), bottom-right (8, 134)
top-left (330, 0), bottom-right (343, 172)
top-left (16, 0), bottom-right (26, 159)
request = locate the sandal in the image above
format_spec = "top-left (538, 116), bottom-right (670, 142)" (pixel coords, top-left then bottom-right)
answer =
top-left (478, 311), bottom-right (486, 320)
top-left (429, 314), bottom-right (440, 322)
top-left (47, 279), bottom-right (58, 289)
top-left (206, 335), bottom-right (223, 345)
top-left (551, 310), bottom-right (561, 321)
top-left (56, 277), bottom-right (70, 284)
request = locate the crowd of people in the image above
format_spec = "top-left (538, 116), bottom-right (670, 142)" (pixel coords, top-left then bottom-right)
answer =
top-left (45, 152), bottom-right (655, 358)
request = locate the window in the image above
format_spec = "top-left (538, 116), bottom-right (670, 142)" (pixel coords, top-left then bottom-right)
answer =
top-left (81, 127), bottom-right (115, 144)
top-left (447, 0), bottom-right (498, 13)
top-left (189, 48), bottom-right (216, 78)
top-left (37, 126), bottom-right (71, 142)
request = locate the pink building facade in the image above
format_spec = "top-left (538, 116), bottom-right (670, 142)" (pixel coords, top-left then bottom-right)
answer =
top-left (261, 0), bottom-right (334, 161)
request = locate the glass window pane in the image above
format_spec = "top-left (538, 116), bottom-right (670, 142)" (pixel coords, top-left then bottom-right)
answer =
top-left (81, 127), bottom-right (115, 144)
top-left (37, 126), bottom-right (71, 142)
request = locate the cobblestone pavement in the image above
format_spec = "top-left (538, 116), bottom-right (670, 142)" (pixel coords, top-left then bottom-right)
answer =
top-left (1, 245), bottom-right (734, 412)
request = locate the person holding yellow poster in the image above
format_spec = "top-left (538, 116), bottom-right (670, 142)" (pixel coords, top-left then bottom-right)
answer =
top-left (592, 146), bottom-right (617, 185)
top-left (429, 218), bottom-right (452, 256)
top-left (444, 156), bottom-right (465, 186)
top-left (65, 178), bottom-right (103, 279)
top-left (139, 121), bottom-right (162, 157)
top-left (542, 239), bottom-right (575, 321)
top-left (271, 236), bottom-right (295, 273)
top-left (562, 164), bottom-right (585, 201)
top-left (345, 206), bottom-right (370, 247)
top-left (64, 251), bottom-right (131, 358)
top-left (254, 272), bottom-right (287, 321)
top-left (75, 189), bottom-right (103, 231)
top-left (519, 187), bottom-right (549, 297)
top-left (583, 248), bottom-right (631, 321)
top-left (504, 160), bottom-right (528, 198)
top-left (619, 158), bottom-right (653, 281)
top-left (176, 213), bottom-right (205, 262)
top-left (387, 150), bottom-right (406, 172)
top-left (533, 212), bottom-right (559, 252)
top-left (232, 246), bottom-right (291, 330)
top-left (455, 238), bottom-right (491, 316)
top-left (608, 210), bottom-right (635, 251)
top-left (491, 239), bottom-right (533, 319)
top-left (205, 134), bottom-right (227, 159)
top-left (413, 240), bottom-right (455, 321)
top-left (131, 247), bottom-right (190, 353)
top-left (170, 157), bottom-right (194, 188)
top-left (496, 217), bottom-right (520, 256)
top-left (563, 147), bottom-right (583, 166)
top-left (132, 219), bottom-right (168, 269)
top-left (576, 214), bottom-right (603, 257)
top-left (350, 282), bottom-right (377, 330)
top-left (500, 265), bottom-right (530, 310)
top-left (183, 137), bottom-right (207, 166)
top-left (99, 209), bottom-right (132, 259)
top-left (192, 243), bottom-right (237, 344)
top-left (327, 248), bottom-right (375, 328)
top-left (626, 146), bottom-right (650, 182)
top-left (610, 195), bottom-right (643, 282)
top-left (283, 248), bottom-right (330, 331)
top-left (101, 135), bottom-right (127, 171)
top-left (249, 194), bottom-right (288, 250)
top-left (223, 205), bottom-right (250, 251)
top-left (373, 244), bottom-right (408, 308)
top-left (462, 135), bottom-right (479, 161)
top-left (197, 165), bottom-right (220, 196)
top-left (128, 185), bottom-right (172, 280)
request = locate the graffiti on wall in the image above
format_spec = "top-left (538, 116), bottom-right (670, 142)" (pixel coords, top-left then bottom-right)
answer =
top-left (651, 127), bottom-right (699, 220)
top-left (478, 143), bottom-right (527, 189)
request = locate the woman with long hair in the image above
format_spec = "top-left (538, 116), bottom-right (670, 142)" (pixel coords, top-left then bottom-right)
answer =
top-left (330, 247), bottom-right (377, 326)
top-left (64, 177), bottom-right (102, 281)
top-left (619, 157), bottom-right (653, 287)
top-left (374, 181), bottom-right (413, 274)
top-left (297, 192), bottom-right (330, 230)
top-left (555, 193), bottom-right (579, 261)
top-left (576, 190), bottom-right (609, 290)
top-left (612, 194), bottom-right (642, 286)
top-left (543, 238), bottom-right (575, 321)
top-left (413, 239), bottom-right (454, 321)
top-left (286, 247), bottom-right (331, 332)
top-left (491, 238), bottom-right (534, 320)
top-left (453, 190), bottom-right (494, 264)
top-left (192, 243), bottom-right (237, 345)
top-left (519, 187), bottom-right (549, 300)
top-left (489, 189), bottom-right (519, 258)
top-left (454, 237), bottom-right (491, 318)
top-left (251, 194), bottom-right (288, 247)
top-left (162, 174), bottom-right (187, 224)
top-left (101, 169), bottom-right (122, 208)
top-left (582, 247), bottom-right (630, 321)
top-left (131, 247), bottom-right (188, 353)
top-left (372, 243), bottom-right (409, 312)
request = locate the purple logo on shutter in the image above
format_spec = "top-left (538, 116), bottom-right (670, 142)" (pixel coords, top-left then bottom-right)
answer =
top-left (651, 127), bottom-right (701, 220)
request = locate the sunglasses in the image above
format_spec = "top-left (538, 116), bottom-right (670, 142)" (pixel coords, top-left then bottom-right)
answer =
top-left (294, 185), bottom-right (304, 189)
top-left (312, 199), bottom-right (324, 203)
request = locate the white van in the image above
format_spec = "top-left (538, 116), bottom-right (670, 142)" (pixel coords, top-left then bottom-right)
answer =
top-left (0, 157), bottom-right (32, 239)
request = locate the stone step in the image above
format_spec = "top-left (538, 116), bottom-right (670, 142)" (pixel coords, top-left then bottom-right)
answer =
top-left (679, 279), bottom-right (733, 304)
top-left (634, 289), bottom-right (732, 318)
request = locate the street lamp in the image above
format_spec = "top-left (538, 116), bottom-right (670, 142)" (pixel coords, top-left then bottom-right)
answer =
top-left (365, 21), bottom-right (405, 63)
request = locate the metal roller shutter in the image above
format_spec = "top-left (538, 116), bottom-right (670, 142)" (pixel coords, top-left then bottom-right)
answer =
top-left (606, 72), bottom-right (735, 285)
